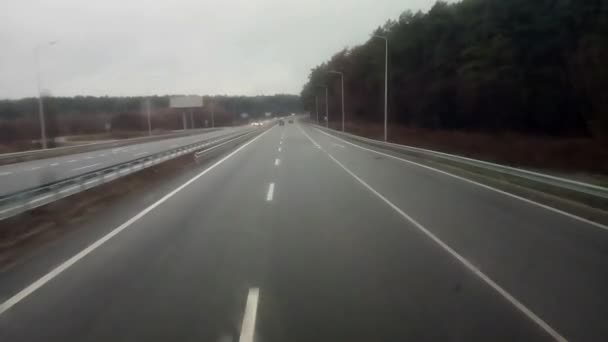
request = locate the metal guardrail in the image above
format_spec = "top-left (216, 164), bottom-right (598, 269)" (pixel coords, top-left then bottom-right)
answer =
top-left (316, 126), bottom-right (608, 200)
top-left (0, 128), bottom-right (261, 220)
top-left (0, 128), bottom-right (221, 165)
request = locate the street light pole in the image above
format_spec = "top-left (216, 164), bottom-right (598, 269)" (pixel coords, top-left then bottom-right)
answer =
top-left (146, 99), bottom-right (152, 136)
top-left (315, 95), bottom-right (319, 123)
top-left (35, 54), bottom-right (47, 149)
top-left (325, 86), bottom-right (329, 128)
top-left (329, 71), bottom-right (345, 132)
top-left (210, 101), bottom-right (215, 128)
top-left (374, 35), bottom-right (388, 142)
top-left (35, 40), bottom-right (57, 149)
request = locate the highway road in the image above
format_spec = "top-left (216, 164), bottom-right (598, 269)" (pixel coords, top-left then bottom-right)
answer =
top-left (1, 121), bottom-right (608, 341)
top-left (0, 126), bottom-right (249, 196)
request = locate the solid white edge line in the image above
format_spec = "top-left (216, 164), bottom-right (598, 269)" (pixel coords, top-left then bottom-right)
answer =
top-left (30, 194), bottom-right (54, 203)
top-left (266, 182), bottom-right (275, 201)
top-left (238, 287), bottom-right (260, 342)
top-left (274, 158), bottom-right (280, 166)
top-left (0, 128), bottom-right (271, 316)
top-left (314, 127), bottom-right (608, 232)
top-left (0, 205), bottom-right (21, 215)
top-left (300, 125), bottom-right (567, 342)
top-left (84, 179), bottom-right (98, 186)
top-left (297, 125), bottom-right (321, 149)
top-left (59, 186), bottom-right (79, 194)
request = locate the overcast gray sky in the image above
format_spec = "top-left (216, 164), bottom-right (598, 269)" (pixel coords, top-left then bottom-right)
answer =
top-left (0, 0), bottom-right (442, 99)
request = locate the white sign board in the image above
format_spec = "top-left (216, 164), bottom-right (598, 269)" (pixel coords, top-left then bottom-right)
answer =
top-left (170, 96), bottom-right (203, 108)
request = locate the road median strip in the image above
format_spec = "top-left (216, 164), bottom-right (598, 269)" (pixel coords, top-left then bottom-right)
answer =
top-left (0, 128), bottom-right (222, 166)
top-left (0, 130), bottom-right (258, 221)
top-left (0, 127), bottom-right (270, 279)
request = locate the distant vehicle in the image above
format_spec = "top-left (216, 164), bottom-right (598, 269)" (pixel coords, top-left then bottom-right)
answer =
top-left (250, 122), bottom-right (262, 127)
top-left (278, 120), bottom-right (285, 126)
top-left (288, 119), bottom-right (294, 124)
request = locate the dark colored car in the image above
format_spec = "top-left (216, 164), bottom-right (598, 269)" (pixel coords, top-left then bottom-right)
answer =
top-left (288, 119), bottom-right (294, 124)
top-left (278, 120), bottom-right (285, 126)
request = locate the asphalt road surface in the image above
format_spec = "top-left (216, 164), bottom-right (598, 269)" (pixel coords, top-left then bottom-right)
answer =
top-left (1, 121), bottom-right (608, 341)
top-left (0, 126), bottom-right (249, 196)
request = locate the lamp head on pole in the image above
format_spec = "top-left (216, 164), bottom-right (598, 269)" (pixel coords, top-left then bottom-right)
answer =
top-left (373, 34), bottom-right (387, 41)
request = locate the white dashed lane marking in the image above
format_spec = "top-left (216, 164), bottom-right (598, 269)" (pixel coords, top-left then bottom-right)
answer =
top-left (72, 163), bottom-right (101, 171)
top-left (238, 288), bottom-right (260, 342)
top-left (266, 183), bottom-right (275, 201)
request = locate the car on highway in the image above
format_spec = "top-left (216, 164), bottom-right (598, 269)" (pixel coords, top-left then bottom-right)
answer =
top-left (278, 119), bottom-right (285, 126)
top-left (288, 119), bottom-right (294, 124)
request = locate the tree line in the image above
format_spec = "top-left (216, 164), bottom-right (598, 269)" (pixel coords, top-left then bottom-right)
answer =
top-left (0, 94), bottom-right (300, 146)
top-left (301, 0), bottom-right (608, 141)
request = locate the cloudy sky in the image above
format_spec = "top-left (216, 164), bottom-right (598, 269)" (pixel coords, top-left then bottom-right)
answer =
top-left (0, 0), bottom-right (442, 99)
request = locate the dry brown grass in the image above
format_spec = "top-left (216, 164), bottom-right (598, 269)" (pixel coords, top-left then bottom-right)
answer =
top-left (0, 141), bottom-right (39, 154)
top-left (337, 121), bottom-right (608, 176)
top-left (64, 130), bottom-right (177, 142)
